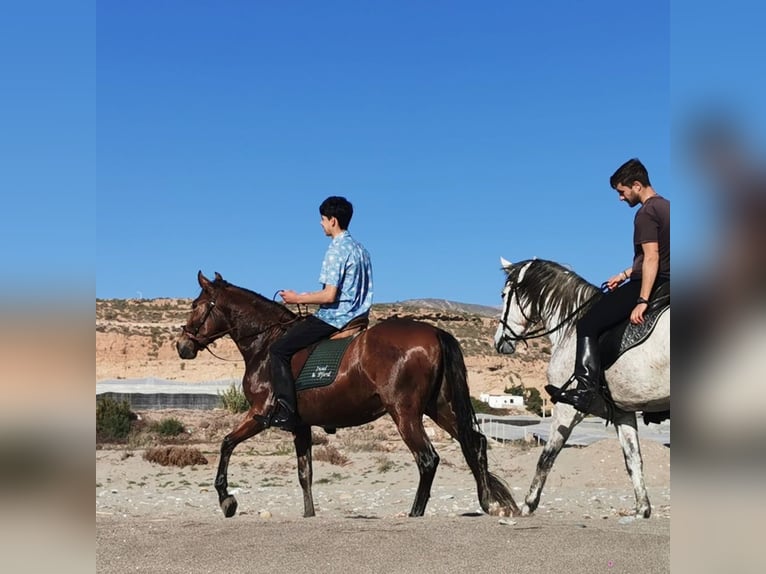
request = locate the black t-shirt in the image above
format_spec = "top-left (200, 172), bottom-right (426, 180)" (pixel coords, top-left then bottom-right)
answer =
top-left (631, 195), bottom-right (670, 280)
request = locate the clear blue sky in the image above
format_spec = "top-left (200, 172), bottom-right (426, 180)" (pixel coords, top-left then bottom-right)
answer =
top-left (18, 1), bottom-right (765, 307)
top-left (92, 0), bottom-right (670, 306)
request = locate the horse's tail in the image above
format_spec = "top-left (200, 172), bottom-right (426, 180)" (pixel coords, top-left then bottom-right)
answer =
top-left (436, 329), bottom-right (520, 517)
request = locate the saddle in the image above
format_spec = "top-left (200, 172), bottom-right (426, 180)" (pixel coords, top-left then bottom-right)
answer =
top-left (289, 314), bottom-right (369, 391)
top-left (597, 283), bottom-right (670, 424)
top-left (599, 282), bottom-right (670, 369)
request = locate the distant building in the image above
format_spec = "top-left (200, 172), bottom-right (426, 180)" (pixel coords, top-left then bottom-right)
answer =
top-left (479, 390), bottom-right (525, 409)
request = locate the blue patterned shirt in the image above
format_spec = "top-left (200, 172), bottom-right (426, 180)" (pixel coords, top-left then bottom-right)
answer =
top-left (314, 231), bottom-right (373, 329)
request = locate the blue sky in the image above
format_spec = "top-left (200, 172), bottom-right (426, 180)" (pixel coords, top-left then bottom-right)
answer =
top-left (4, 2), bottom-right (764, 308)
top-left (93, 0), bottom-right (671, 307)
top-left (21, 1), bottom-right (766, 307)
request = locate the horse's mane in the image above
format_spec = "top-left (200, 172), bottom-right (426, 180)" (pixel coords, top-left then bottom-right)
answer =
top-left (506, 259), bottom-right (600, 326)
top-left (209, 276), bottom-right (296, 322)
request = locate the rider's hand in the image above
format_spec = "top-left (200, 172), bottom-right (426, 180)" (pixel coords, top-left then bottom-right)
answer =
top-left (630, 302), bottom-right (648, 324)
top-left (605, 272), bottom-right (626, 291)
top-left (279, 289), bottom-right (300, 304)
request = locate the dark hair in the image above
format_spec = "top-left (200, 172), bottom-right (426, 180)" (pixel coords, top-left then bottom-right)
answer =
top-left (610, 158), bottom-right (651, 189)
top-left (319, 196), bottom-right (353, 229)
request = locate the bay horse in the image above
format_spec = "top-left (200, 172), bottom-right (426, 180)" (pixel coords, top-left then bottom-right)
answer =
top-left (176, 271), bottom-right (519, 518)
top-left (493, 258), bottom-right (669, 518)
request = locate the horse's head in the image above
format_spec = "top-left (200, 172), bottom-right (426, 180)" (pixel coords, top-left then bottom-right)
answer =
top-left (176, 271), bottom-right (231, 359)
top-left (494, 257), bottom-right (599, 354)
top-left (494, 257), bottom-right (541, 355)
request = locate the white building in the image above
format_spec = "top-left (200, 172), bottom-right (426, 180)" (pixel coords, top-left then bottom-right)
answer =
top-left (479, 390), bottom-right (525, 410)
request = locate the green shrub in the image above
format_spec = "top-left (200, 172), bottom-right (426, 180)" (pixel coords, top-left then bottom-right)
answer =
top-left (150, 417), bottom-right (185, 437)
top-left (218, 383), bottom-right (249, 413)
top-left (525, 387), bottom-right (544, 417)
top-left (96, 396), bottom-right (133, 442)
top-left (503, 384), bottom-right (544, 417)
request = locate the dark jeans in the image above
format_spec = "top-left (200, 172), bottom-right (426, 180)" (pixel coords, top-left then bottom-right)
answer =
top-left (577, 277), bottom-right (669, 338)
top-left (270, 315), bottom-right (339, 388)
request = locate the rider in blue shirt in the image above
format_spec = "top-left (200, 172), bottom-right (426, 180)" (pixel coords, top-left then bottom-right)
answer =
top-left (265, 196), bottom-right (373, 431)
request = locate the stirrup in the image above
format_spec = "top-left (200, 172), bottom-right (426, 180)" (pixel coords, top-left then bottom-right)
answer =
top-left (254, 400), bottom-right (299, 431)
top-left (545, 376), bottom-right (577, 403)
top-left (555, 388), bottom-right (610, 420)
top-left (554, 388), bottom-right (594, 410)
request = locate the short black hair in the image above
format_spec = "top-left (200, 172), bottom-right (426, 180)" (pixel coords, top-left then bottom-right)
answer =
top-left (610, 158), bottom-right (651, 189)
top-left (319, 196), bottom-right (353, 229)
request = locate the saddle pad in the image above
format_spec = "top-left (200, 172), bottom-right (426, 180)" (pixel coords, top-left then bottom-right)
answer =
top-left (295, 337), bottom-right (354, 392)
top-left (600, 305), bottom-right (670, 370)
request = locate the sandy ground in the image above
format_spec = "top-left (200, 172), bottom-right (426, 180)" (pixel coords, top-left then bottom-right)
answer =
top-left (96, 409), bottom-right (670, 573)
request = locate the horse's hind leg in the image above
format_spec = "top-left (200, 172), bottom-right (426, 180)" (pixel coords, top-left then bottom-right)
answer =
top-left (427, 402), bottom-right (519, 517)
top-left (393, 416), bottom-right (440, 517)
top-left (615, 413), bottom-right (651, 518)
top-left (215, 413), bottom-right (265, 518)
top-left (525, 404), bottom-right (585, 515)
top-left (293, 426), bottom-right (315, 517)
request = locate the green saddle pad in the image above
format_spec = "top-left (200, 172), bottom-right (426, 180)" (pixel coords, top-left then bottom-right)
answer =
top-left (295, 337), bottom-right (354, 391)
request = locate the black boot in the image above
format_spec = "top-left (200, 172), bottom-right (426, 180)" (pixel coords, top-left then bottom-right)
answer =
top-left (545, 336), bottom-right (610, 419)
top-left (268, 399), bottom-right (300, 432)
top-left (257, 360), bottom-right (300, 432)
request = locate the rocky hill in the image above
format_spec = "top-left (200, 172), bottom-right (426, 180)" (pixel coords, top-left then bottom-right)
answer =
top-left (96, 298), bottom-right (551, 404)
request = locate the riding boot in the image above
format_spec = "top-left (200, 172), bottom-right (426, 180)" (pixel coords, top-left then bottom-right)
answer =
top-left (545, 336), bottom-right (610, 419)
top-left (259, 360), bottom-right (300, 432)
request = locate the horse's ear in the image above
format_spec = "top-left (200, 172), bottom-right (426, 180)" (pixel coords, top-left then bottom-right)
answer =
top-left (214, 271), bottom-right (223, 282)
top-left (198, 270), bottom-right (213, 291)
top-left (500, 257), bottom-right (513, 270)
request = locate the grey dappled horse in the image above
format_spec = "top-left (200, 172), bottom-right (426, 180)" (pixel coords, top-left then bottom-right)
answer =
top-left (494, 258), bottom-right (669, 518)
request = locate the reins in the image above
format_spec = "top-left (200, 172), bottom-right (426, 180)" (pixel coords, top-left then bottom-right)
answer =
top-left (182, 293), bottom-right (305, 361)
top-left (499, 279), bottom-right (605, 343)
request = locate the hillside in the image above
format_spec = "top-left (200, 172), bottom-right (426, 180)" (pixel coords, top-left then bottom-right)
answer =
top-left (96, 298), bottom-right (551, 405)
top-left (393, 298), bottom-right (501, 318)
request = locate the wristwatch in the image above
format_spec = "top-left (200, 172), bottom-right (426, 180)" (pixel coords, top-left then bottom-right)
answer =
top-left (637, 297), bottom-right (650, 305)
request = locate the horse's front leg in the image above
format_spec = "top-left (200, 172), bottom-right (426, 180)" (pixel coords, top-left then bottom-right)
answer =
top-left (524, 404), bottom-right (585, 515)
top-left (614, 413), bottom-right (651, 518)
top-left (293, 425), bottom-right (315, 517)
top-left (215, 413), bottom-right (265, 518)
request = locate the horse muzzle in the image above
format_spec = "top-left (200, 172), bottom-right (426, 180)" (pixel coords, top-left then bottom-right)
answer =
top-left (176, 335), bottom-right (199, 360)
top-left (493, 324), bottom-right (516, 355)
top-left (495, 337), bottom-right (516, 355)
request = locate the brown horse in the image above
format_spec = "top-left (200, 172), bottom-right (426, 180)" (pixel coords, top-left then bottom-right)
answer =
top-left (176, 271), bottom-right (519, 518)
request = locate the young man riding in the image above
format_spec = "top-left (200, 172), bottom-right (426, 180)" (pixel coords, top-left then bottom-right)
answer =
top-left (545, 158), bottom-right (670, 418)
top-left (264, 196), bottom-right (373, 431)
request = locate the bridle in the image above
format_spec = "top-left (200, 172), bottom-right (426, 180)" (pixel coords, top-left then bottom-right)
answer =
top-left (180, 297), bottom-right (237, 360)
top-left (181, 293), bottom-right (303, 360)
top-left (182, 298), bottom-right (228, 343)
top-left (498, 276), bottom-right (602, 343)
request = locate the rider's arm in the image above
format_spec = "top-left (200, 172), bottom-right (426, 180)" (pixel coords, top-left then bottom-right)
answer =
top-left (630, 241), bottom-right (659, 324)
top-left (280, 285), bottom-right (338, 305)
top-left (606, 267), bottom-right (633, 290)
top-left (638, 241), bottom-right (659, 301)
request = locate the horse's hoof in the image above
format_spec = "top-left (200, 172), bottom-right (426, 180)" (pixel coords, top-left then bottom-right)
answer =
top-left (639, 507), bottom-right (651, 519)
top-left (221, 496), bottom-right (238, 518)
top-left (489, 502), bottom-right (522, 518)
top-left (521, 504), bottom-right (534, 516)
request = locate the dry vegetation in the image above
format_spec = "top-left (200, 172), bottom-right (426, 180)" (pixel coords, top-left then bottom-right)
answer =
top-left (143, 446), bottom-right (209, 467)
